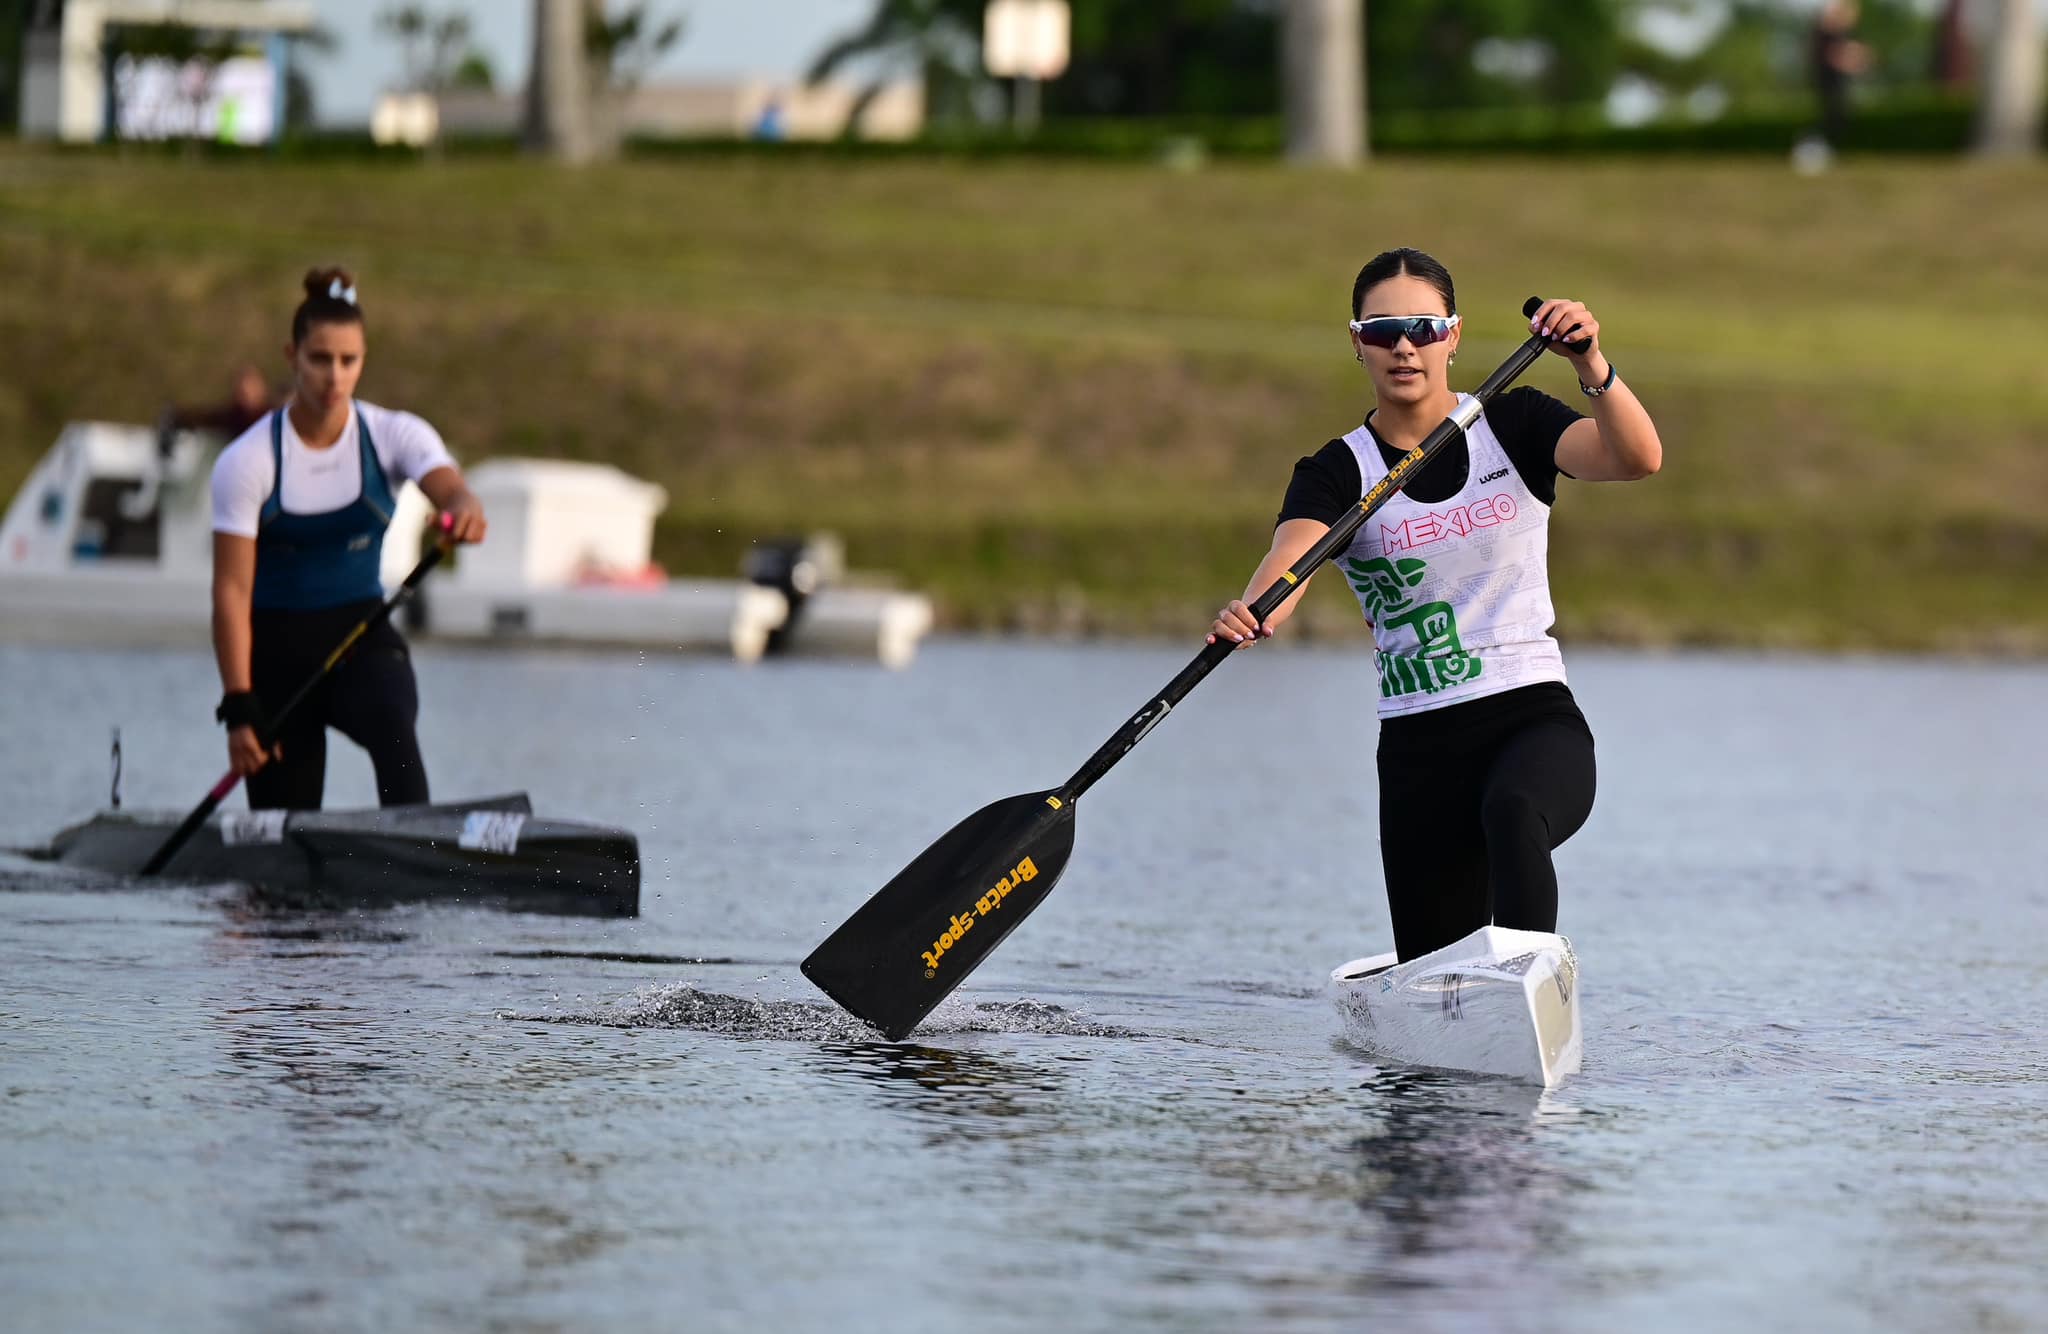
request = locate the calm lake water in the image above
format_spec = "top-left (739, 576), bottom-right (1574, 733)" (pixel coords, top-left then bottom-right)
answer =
top-left (2, 638), bottom-right (2044, 1333)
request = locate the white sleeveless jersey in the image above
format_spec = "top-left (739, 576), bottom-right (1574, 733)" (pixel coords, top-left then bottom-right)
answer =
top-left (211, 401), bottom-right (455, 539)
top-left (1335, 394), bottom-right (1567, 719)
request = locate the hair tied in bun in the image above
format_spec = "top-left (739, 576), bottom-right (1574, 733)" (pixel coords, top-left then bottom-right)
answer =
top-left (292, 266), bottom-right (366, 340)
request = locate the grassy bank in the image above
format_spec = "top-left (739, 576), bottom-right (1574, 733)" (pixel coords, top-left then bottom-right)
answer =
top-left (3, 146), bottom-right (2045, 651)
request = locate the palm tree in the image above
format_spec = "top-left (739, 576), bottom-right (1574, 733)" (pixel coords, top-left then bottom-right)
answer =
top-left (804, 0), bottom-right (985, 134)
top-left (379, 5), bottom-right (476, 93)
top-left (525, 0), bottom-right (595, 161)
top-left (379, 6), bottom-right (429, 91)
top-left (1281, 0), bottom-right (1365, 166)
top-left (1974, 0), bottom-right (2042, 156)
top-left (525, 0), bottom-right (682, 161)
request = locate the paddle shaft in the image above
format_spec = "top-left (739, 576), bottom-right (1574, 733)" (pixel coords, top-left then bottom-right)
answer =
top-left (138, 539), bottom-right (448, 875)
top-left (1060, 313), bottom-right (1570, 803)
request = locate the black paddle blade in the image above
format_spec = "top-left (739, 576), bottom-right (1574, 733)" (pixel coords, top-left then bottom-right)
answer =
top-left (802, 790), bottom-right (1077, 1041)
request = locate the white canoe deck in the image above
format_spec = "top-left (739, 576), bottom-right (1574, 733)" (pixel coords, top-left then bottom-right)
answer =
top-left (1331, 925), bottom-right (1583, 1087)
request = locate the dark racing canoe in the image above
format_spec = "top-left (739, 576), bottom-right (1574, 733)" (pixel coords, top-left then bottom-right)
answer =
top-left (32, 793), bottom-right (638, 917)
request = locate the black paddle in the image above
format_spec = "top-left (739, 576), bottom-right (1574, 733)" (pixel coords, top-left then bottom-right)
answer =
top-left (803, 299), bottom-right (1591, 1040)
top-left (139, 520), bottom-right (453, 875)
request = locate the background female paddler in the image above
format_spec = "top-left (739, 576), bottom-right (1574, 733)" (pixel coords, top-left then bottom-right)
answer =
top-left (208, 268), bottom-right (488, 811)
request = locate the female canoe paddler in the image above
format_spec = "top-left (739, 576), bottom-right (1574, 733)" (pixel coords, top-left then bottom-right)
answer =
top-left (1208, 248), bottom-right (1664, 961)
top-left (208, 267), bottom-right (487, 811)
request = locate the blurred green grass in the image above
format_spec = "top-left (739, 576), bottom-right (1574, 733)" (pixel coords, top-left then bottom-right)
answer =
top-left (2, 146), bottom-right (2044, 650)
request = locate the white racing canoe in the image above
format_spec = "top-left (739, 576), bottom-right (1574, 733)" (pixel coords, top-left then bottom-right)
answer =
top-left (1331, 925), bottom-right (1582, 1086)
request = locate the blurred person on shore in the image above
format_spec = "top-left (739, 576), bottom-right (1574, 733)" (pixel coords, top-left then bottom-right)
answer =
top-left (208, 267), bottom-right (487, 811)
top-left (1207, 248), bottom-right (1664, 962)
top-left (1796, 0), bottom-right (1874, 171)
top-left (1934, 0), bottom-right (1973, 87)
top-left (118, 364), bottom-right (280, 531)
top-left (158, 363), bottom-right (277, 454)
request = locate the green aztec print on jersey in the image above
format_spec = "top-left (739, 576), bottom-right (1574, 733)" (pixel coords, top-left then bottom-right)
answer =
top-left (1343, 555), bottom-right (1484, 699)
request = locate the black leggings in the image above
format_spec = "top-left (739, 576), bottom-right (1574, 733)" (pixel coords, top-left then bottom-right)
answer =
top-left (1377, 683), bottom-right (1595, 961)
top-left (246, 602), bottom-right (429, 812)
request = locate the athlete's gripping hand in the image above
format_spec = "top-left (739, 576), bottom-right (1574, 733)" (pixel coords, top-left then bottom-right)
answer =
top-left (1206, 599), bottom-right (1272, 651)
top-left (439, 491), bottom-right (488, 545)
top-left (1529, 297), bottom-right (1603, 373)
top-left (227, 725), bottom-right (273, 777)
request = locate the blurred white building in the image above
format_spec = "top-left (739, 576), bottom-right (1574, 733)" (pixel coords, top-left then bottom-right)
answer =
top-left (435, 77), bottom-right (924, 143)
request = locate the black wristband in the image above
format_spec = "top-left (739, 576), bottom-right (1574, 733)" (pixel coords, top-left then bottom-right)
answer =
top-left (216, 691), bottom-right (265, 731)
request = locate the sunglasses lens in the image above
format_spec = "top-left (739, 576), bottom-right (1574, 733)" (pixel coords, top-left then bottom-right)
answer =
top-left (1354, 317), bottom-right (1449, 349)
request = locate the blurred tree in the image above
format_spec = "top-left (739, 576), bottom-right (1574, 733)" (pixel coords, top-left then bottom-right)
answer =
top-left (812, 0), bottom-right (1626, 126)
top-left (1368, 0), bottom-right (1623, 112)
top-left (1932, 0), bottom-right (1972, 87)
top-left (585, 1), bottom-right (684, 92)
top-left (281, 24), bottom-right (338, 132)
top-left (379, 5), bottom-right (491, 94)
top-left (1039, 0), bottom-right (1621, 121)
top-left (1044, 0), bottom-right (1277, 117)
top-left (808, 0), bottom-right (1298, 127)
top-left (451, 51), bottom-right (496, 92)
top-left (1624, 3), bottom-right (1801, 106)
top-left (1846, 0), bottom-right (1941, 85)
top-left (585, 1), bottom-right (684, 153)
top-left (283, 64), bottom-right (318, 130)
top-left (1, 0), bottom-right (23, 131)
top-left (380, 5), bottom-right (432, 89)
top-left (1613, 1), bottom-right (1937, 113)
top-left (527, 0), bottom-right (681, 161)
top-left (1974, 0), bottom-right (2042, 155)
top-left (527, 0), bottom-right (593, 160)
top-left (1282, 0), bottom-right (1364, 164)
top-left (806, 0), bottom-right (1967, 143)
top-left (805, 0), bottom-right (987, 130)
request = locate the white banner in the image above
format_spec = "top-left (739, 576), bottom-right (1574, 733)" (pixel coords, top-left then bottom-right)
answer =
top-left (113, 54), bottom-right (277, 145)
top-left (984, 0), bottom-right (1071, 80)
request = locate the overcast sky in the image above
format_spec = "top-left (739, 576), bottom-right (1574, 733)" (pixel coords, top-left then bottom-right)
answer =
top-left (302, 1), bottom-right (877, 126)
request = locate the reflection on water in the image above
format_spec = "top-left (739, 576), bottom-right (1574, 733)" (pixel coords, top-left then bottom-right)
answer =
top-left (816, 1040), bottom-right (1070, 1140)
top-left (1343, 1069), bottom-right (1589, 1288)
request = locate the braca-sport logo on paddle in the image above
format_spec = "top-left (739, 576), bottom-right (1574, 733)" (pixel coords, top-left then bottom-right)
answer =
top-left (923, 856), bottom-right (1039, 976)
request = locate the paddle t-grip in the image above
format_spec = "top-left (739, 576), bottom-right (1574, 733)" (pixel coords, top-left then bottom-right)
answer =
top-left (1523, 295), bottom-right (1593, 356)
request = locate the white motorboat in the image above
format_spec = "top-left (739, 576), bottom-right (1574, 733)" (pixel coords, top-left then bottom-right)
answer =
top-left (0, 423), bottom-right (931, 665)
top-left (1331, 925), bottom-right (1583, 1087)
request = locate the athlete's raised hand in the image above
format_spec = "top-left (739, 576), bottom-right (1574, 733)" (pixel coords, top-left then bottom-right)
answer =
top-left (1529, 297), bottom-right (1602, 369)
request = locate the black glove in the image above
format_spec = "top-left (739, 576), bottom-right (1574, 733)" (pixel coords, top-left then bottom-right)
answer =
top-left (215, 691), bottom-right (266, 732)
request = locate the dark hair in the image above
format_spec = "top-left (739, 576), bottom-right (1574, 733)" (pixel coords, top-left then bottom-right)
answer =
top-left (291, 266), bottom-right (365, 343)
top-left (1350, 248), bottom-right (1456, 319)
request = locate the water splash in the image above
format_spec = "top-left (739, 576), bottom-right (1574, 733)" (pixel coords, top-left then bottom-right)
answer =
top-left (507, 983), bottom-right (1140, 1042)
